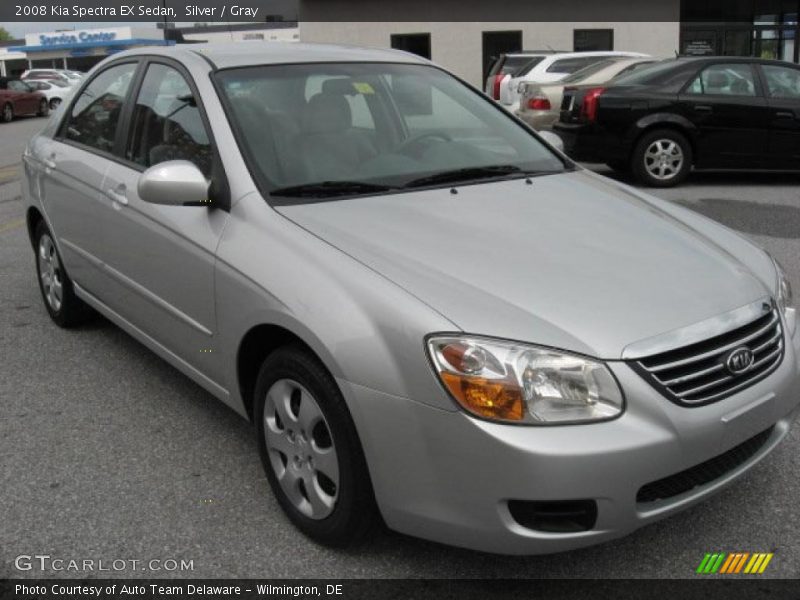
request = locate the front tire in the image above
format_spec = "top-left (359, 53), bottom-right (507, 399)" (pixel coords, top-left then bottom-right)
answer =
top-left (1, 103), bottom-right (12, 123)
top-left (37, 98), bottom-right (49, 117)
top-left (34, 221), bottom-right (92, 327)
top-left (49, 98), bottom-right (61, 111)
top-left (631, 129), bottom-right (692, 187)
top-left (254, 346), bottom-right (379, 547)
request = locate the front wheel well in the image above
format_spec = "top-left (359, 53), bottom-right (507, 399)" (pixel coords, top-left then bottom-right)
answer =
top-left (237, 324), bottom-right (321, 422)
top-left (26, 207), bottom-right (44, 250)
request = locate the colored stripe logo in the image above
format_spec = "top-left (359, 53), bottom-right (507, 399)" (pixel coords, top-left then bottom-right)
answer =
top-left (696, 552), bottom-right (774, 574)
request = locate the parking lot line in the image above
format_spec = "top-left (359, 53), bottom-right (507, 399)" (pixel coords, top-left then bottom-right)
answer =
top-left (0, 164), bottom-right (19, 185)
top-left (0, 218), bottom-right (24, 233)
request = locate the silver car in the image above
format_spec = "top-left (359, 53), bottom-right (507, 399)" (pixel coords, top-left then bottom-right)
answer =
top-left (22, 43), bottom-right (799, 555)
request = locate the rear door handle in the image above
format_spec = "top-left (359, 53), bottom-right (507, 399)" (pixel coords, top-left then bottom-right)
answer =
top-left (774, 111), bottom-right (796, 119)
top-left (106, 185), bottom-right (128, 206)
top-left (693, 105), bottom-right (713, 113)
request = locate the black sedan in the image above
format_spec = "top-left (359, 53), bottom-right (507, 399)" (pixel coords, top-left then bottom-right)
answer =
top-left (553, 57), bottom-right (800, 186)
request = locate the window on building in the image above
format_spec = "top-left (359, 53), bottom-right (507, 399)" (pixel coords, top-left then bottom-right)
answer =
top-left (573, 29), bottom-right (614, 52)
top-left (685, 63), bottom-right (758, 96)
top-left (63, 62), bottom-right (137, 154)
top-left (482, 30), bottom-right (523, 82)
top-left (125, 63), bottom-right (213, 176)
top-left (390, 33), bottom-right (432, 60)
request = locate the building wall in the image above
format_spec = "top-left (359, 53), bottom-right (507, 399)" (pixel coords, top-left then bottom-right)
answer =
top-left (183, 28), bottom-right (299, 43)
top-left (300, 21), bottom-right (681, 87)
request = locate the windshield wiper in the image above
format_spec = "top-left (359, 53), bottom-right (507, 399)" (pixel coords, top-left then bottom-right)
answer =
top-left (270, 180), bottom-right (397, 198)
top-left (402, 165), bottom-right (527, 189)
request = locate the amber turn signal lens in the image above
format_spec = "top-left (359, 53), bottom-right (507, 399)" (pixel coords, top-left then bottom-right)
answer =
top-left (440, 372), bottom-right (524, 421)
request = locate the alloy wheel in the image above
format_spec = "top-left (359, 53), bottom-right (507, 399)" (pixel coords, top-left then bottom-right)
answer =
top-left (38, 234), bottom-right (63, 312)
top-left (644, 138), bottom-right (684, 181)
top-left (263, 378), bottom-right (339, 520)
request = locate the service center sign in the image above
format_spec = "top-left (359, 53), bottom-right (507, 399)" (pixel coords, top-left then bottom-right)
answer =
top-left (40, 30), bottom-right (117, 45)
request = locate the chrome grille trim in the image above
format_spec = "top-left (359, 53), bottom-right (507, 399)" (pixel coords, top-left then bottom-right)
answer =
top-left (630, 308), bottom-right (784, 407)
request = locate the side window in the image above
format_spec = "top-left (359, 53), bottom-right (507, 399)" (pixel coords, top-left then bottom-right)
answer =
top-left (63, 63), bottom-right (137, 154)
top-left (686, 64), bottom-right (757, 97)
top-left (762, 65), bottom-right (800, 99)
top-left (126, 63), bottom-right (212, 177)
top-left (8, 80), bottom-right (26, 92)
top-left (547, 57), bottom-right (598, 75)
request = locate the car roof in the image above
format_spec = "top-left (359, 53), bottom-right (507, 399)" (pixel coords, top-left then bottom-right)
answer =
top-left (111, 42), bottom-right (430, 70)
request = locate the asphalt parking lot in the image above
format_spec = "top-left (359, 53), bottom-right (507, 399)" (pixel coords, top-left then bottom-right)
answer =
top-left (1, 115), bottom-right (799, 579)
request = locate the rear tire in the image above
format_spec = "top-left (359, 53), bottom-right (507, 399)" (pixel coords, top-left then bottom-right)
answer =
top-left (254, 346), bottom-right (380, 547)
top-left (631, 129), bottom-right (692, 187)
top-left (33, 221), bottom-right (93, 328)
top-left (1, 103), bottom-right (12, 123)
top-left (37, 98), bottom-right (49, 117)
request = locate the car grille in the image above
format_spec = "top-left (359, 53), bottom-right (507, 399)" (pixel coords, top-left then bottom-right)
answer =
top-left (631, 309), bottom-right (784, 407)
top-left (637, 426), bottom-right (774, 504)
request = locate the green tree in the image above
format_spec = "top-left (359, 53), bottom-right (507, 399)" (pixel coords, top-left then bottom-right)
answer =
top-left (0, 27), bottom-right (14, 42)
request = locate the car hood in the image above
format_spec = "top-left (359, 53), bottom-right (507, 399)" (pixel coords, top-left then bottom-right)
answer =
top-left (276, 170), bottom-right (772, 359)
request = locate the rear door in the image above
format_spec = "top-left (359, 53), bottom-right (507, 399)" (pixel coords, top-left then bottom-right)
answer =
top-left (758, 63), bottom-right (800, 168)
top-left (677, 62), bottom-right (770, 168)
top-left (40, 60), bottom-right (140, 297)
top-left (100, 59), bottom-right (227, 384)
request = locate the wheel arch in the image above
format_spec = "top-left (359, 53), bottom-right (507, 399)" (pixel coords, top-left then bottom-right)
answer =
top-left (236, 322), bottom-right (337, 423)
top-left (26, 206), bottom-right (44, 250)
top-left (628, 115), bottom-right (698, 163)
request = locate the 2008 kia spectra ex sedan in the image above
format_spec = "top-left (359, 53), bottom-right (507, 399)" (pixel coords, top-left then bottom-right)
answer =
top-left (22, 43), bottom-right (800, 555)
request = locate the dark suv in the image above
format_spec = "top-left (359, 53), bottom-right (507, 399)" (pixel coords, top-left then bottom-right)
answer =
top-left (553, 57), bottom-right (800, 186)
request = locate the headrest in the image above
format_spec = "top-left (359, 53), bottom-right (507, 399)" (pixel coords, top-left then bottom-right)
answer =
top-left (706, 72), bottom-right (729, 88)
top-left (302, 92), bottom-right (352, 134)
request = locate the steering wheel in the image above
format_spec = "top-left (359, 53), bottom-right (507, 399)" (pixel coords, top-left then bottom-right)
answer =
top-left (396, 131), bottom-right (453, 157)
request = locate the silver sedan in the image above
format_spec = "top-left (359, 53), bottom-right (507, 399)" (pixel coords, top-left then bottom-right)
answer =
top-left (22, 42), bottom-right (799, 555)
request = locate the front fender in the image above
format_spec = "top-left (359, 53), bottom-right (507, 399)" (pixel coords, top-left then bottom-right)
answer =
top-left (215, 193), bottom-right (461, 417)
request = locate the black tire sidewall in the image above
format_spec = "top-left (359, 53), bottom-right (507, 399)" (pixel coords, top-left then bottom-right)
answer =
top-left (632, 129), bottom-right (692, 187)
top-left (253, 346), bottom-right (377, 546)
top-left (2, 103), bottom-right (12, 123)
top-left (38, 99), bottom-right (49, 117)
top-left (33, 221), bottom-right (88, 327)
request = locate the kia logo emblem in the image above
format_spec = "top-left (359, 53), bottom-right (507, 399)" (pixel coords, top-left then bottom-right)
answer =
top-left (726, 347), bottom-right (755, 375)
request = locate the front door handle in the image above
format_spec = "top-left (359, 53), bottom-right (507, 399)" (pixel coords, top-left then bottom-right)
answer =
top-left (106, 185), bottom-right (128, 206)
top-left (44, 152), bottom-right (57, 170)
top-left (693, 104), bottom-right (713, 113)
top-left (774, 111), bottom-right (796, 120)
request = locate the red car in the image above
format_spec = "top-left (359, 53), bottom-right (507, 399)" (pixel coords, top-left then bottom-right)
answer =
top-left (0, 78), bottom-right (49, 123)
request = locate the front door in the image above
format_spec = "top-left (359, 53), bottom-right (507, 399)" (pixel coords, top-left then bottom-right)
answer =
top-left (678, 62), bottom-right (770, 169)
top-left (100, 60), bottom-right (228, 385)
top-left (759, 63), bottom-right (800, 168)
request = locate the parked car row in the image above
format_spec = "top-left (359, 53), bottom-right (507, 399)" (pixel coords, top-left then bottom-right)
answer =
top-left (485, 51), bottom-right (649, 112)
top-left (553, 56), bottom-right (800, 186)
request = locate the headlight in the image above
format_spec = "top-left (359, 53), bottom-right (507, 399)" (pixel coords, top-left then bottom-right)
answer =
top-left (773, 256), bottom-right (796, 335)
top-left (427, 336), bottom-right (624, 425)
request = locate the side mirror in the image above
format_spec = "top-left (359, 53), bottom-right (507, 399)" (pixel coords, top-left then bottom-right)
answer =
top-left (538, 130), bottom-right (565, 153)
top-left (138, 160), bottom-right (210, 206)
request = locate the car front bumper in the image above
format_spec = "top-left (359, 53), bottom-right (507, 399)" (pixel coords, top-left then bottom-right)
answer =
top-left (339, 324), bottom-right (800, 555)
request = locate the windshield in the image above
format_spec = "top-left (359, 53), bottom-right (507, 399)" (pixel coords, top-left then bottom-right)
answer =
top-left (216, 63), bottom-right (567, 201)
